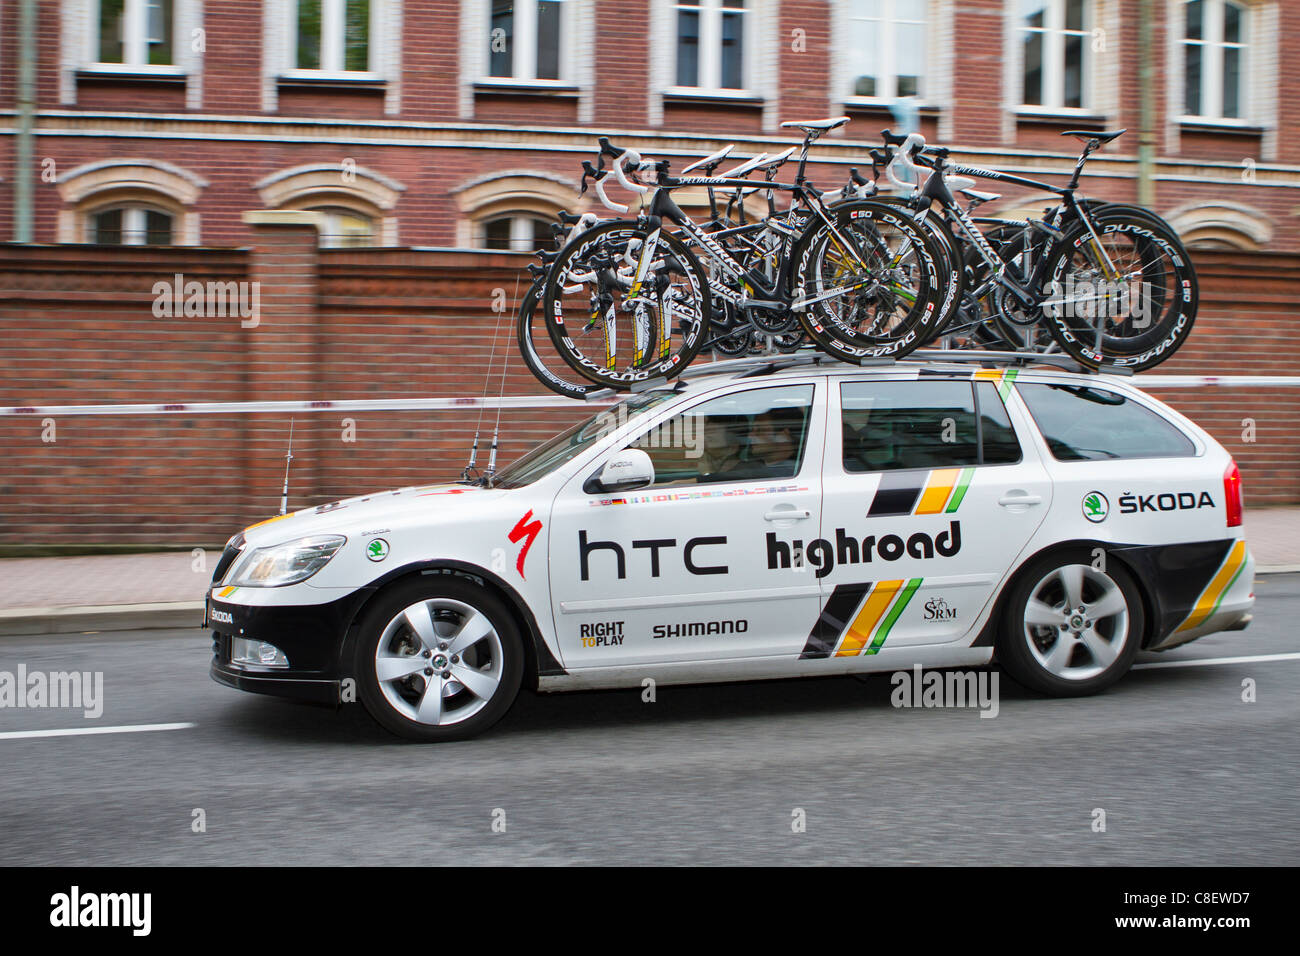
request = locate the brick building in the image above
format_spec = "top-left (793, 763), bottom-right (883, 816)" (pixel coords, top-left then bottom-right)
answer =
top-left (1, 0), bottom-right (1297, 252)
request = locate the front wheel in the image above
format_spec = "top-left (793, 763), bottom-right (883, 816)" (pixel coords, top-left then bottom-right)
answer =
top-left (996, 549), bottom-right (1144, 696)
top-left (355, 577), bottom-right (524, 741)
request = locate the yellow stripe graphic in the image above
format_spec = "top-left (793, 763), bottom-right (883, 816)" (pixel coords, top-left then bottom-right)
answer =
top-left (1177, 541), bottom-right (1247, 632)
top-left (836, 580), bottom-right (903, 657)
top-left (915, 468), bottom-right (960, 515)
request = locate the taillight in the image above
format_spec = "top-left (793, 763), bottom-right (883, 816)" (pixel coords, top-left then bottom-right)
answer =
top-left (1224, 460), bottom-right (1243, 528)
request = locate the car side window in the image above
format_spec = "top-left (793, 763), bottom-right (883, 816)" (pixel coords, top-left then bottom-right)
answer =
top-left (1017, 383), bottom-right (1196, 461)
top-left (840, 379), bottom-right (1022, 472)
top-left (630, 384), bottom-right (815, 488)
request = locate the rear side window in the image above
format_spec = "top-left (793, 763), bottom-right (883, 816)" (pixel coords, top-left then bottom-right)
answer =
top-left (840, 379), bottom-right (1022, 473)
top-left (1017, 383), bottom-right (1196, 461)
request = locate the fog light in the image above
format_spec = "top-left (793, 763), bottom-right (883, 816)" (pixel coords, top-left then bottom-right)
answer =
top-left (231, 638), bottom-right (289, 669)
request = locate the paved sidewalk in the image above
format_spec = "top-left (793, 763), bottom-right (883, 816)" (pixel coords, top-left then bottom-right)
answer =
top-left (1, 507), bottom-right (1297, 636)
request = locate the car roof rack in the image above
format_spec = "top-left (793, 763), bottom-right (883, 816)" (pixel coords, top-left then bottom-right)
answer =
top-left (579, 347), bottom-right (1125, 400)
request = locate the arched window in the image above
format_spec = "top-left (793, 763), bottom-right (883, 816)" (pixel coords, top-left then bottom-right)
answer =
top-left (56, 159), bottom-right (206, 245)
top-left (1165, 200), bottom-right (1272, 251)
top-left (452, 169), bottom-right (583, 249)
top-left (253, 164), bottom-right (405, 246)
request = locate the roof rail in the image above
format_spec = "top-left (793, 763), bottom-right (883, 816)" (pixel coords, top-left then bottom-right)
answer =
top-left (580, 347), bottom-right (1122, 401)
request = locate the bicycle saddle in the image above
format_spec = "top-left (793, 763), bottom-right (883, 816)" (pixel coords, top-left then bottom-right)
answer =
top-left (780, 116), bottom-right (850, 134)
top-left (719, 152), bottom-right (771, 178)
top-left (753, 147), bottom-right (797, 171)
top-left (958, 187), bottom-right (1001, 203)
top-left (1062, 128), bottom-right (1126, 143)
top-left (682, 144), bottom-right (735, 174)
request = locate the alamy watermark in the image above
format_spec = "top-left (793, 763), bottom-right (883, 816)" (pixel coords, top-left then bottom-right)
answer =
top-left (152, 273), bottom-right (261, 328)
top-left (0, 665), bottom-right (103, 718)
top-left (890, 664), bottom-right (999, 718)
top-left (1042, 274), bottom-right (1153, 327)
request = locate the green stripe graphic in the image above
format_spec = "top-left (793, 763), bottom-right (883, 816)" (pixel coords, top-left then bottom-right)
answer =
top-left (945, 467), bottom-right (975, 513)
top-left (998, 368), bottom-right (1019, 401)
top-left (866, 577), bottom-right (923, 655)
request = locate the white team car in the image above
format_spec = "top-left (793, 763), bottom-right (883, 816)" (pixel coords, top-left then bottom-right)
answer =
top-left (208, 355), bottom-right (1255, 741)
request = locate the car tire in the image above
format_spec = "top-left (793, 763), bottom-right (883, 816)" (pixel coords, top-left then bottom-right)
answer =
top-left (355, 575), bottom-right (524, 742)
top-left (996, 548), bottom-right (1144, 696)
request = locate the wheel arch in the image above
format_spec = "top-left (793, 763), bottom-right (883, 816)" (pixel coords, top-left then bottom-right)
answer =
top-left (973, 539), bottom-right (1158, 653)
top-left (336, 560), bottom-right (565, 690)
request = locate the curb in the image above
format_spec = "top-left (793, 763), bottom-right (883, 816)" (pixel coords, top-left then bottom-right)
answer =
top-left (0, 602), bottom-right (204, 638)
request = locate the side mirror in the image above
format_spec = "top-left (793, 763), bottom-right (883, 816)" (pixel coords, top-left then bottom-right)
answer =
top-left (595, 448), bottom-right (655, 493)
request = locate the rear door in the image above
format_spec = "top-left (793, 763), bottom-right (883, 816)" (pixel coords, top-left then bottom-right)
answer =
top-left (806, 371), bottom-right (1052, 658)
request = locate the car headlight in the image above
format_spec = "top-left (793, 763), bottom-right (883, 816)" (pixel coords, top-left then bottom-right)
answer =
top-left (226, 535), bottom-right (346, 587)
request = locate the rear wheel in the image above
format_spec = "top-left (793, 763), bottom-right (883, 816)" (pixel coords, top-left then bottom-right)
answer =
top-left (996, 548), bottom-right (1144, 696)
top-left (355, 577), bottom-right (524, 742)
top-left (1040, 208), bottom-right (1197, 371)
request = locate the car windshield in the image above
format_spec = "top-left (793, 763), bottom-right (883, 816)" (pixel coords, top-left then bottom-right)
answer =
top-left (490, 390), bottom-right (680, 489)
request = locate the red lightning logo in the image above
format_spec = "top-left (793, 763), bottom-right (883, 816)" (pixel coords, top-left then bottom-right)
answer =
top-left (507, 510), bottom-right (543, 579)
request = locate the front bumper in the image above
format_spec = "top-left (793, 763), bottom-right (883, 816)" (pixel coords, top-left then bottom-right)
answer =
top-left (206, 586), bottom-right (374, 704)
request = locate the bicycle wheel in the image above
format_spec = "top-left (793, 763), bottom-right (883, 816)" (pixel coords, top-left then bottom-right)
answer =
top-left (871, 199), bottom-right (965, 342)
top-left (543, 220), bottom-right (711, 389)
top-left (792, 200), bottom-right (941, 362)
top-left (516, 275), bottom-right (600, 399)
top-left (1040, 207), bottom-right (1197, 371)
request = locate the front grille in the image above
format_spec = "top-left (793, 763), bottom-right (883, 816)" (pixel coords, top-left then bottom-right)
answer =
top-left (212, 533), bottom-right (245, 584)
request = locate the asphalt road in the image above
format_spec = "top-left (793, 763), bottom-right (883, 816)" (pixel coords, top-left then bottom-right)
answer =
top-left (1, 576), bottom-right (1298, 866)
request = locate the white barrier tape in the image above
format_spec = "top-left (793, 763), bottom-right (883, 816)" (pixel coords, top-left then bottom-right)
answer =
top-left (0, 395), bottom-right (609, 417)
top-left (1131, 375), bottom-right (1300, 389)
top-left (1, 376), bottom-right (1298, 418)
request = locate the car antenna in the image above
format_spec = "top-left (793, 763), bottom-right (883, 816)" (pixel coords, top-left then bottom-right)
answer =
top-left (463, 272), bottom-right (512, 484)
top-left (279, 418), bottom-right (295, 515)
top-left (483, 274), bottom-right (522, 486)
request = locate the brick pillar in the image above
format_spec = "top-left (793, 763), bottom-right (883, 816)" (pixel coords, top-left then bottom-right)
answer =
top-left (950, 0), bottom-right (1007, 147)
top-left (779, 1), bottom-right (832, 123)
top-left (240, 210), bottom-right (324, 513)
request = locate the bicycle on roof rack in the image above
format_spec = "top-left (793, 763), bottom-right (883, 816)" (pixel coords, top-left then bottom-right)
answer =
top-left (874, 126), bottom-right (1198, 371)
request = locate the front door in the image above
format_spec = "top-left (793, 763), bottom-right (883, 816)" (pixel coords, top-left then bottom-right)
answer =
top-left (547, 381), bottom-right (826, 668)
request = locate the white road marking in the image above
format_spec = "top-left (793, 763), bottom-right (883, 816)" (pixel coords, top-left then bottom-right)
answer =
top-left (1134, 652), bottom-right (1300, 671)
top-left (0, 722), bottom-right (195, 741)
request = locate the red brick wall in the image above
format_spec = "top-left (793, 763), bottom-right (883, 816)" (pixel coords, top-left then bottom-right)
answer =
top-left (0, 236), bottom-right (1297, 548)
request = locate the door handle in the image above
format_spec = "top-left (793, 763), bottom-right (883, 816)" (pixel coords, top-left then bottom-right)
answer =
top-left (998, 492), bottom-right (1043, 507)
top-left (764, 509), bottom-right (812, 521)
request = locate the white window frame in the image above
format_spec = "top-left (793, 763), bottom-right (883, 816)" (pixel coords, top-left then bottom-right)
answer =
top-left (842, 0), bottom-right (928, 104)
top-left (667, 0), bottom-right (752, 95)
top-left (1017, 0), bottom-right (1092, 113)
top-left (1180, 0), bottom-right (1250, 123)
top-left (481, 0), bottom-right (574, 86)
top-left (87, 0), bottom-right (182, 74)
top-left (286, 0), bottom-right (379, 79)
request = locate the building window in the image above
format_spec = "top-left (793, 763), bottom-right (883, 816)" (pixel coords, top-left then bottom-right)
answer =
top-left (488, 0), bottom-right (567, 81)
top-left (296, 0), bottom-right (371, 72)
top-left (1020, 0), bottom-right (1089, 110)
top-left (308, 206), bottom-right (376, 247)
top-left (89, 206), bottom-right (174, 245)
top-left (97, 0), bottom-right (174, 66)
top-left (675, 0), bottom-right (748, 91)
top-left (844, 0), bottom-right (927, 100)
top-left (1183, 0), bottom-right (1248, 119)
top-left (480, 214), bottom-right (551, 251)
